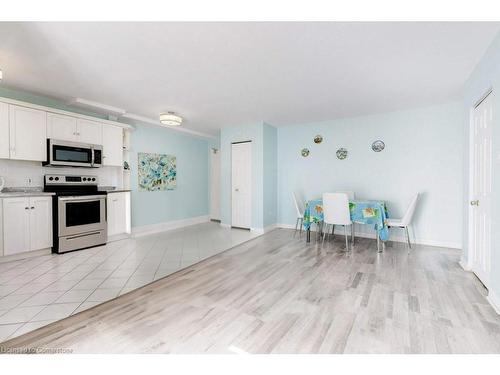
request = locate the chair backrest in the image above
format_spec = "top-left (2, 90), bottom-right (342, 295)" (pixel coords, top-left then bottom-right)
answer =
top-left (292, 191), bottom-right (305, 217)
top-left (336, 191), bottom-right (355, 200)
top-left (322, 193), bottom-right (351, 225)
top-left (401, 193), bottom-right (419, 226)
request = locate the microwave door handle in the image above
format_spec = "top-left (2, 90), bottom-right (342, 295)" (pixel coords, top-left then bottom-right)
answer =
top-left (59, 195), bottom-right (105, 202)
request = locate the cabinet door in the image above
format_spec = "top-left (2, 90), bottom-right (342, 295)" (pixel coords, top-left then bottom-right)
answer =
top-left (102, 125), bottom-right (123, 166)
top-left (9, 105), bottom-right (47, 161)
top-left (107, 193), bottom-right (128, 236)
top-left (2, 198), bottom-right (30, 256)
top-left (29, 196), bottom-right (53, 251)
top-left (0, 102), bottom-right (9, 159)
top-left (47, 113), bottom-right (77, 142)
top-left (107, 195), bottom-right (117, 236)
top-left (77, 119), bottom-right (102, 144)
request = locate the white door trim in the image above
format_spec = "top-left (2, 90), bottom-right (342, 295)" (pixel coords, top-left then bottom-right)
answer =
top-left (210, 147), bottom-right (221, 221)
top-left (467, 89), bottom-right (493, 287)
top-left (231, 141), bottom-right (252, 229)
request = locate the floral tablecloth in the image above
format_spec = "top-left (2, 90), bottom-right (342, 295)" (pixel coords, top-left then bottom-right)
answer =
top-left (303, 198), bottom-right (389, 241)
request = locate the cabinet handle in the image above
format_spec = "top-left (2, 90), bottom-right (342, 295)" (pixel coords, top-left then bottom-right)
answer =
top-left (25, 207), bottom-right (29, 210)
top-left (30, 206), bottom-right (35, 210)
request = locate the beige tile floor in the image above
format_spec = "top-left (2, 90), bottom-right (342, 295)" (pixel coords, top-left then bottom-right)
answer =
top-left (0, 222), bottom-right (259, 342)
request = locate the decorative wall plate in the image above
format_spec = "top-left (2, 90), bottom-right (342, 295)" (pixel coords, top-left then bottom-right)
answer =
top-left (371, 140), bottom-right (385, 152)
top-left (301, 148), bottom-right (310, 157)
top-left (314, 135), bottom-right (323, 144)
top-left (336, 148), bottom-right (348, 160)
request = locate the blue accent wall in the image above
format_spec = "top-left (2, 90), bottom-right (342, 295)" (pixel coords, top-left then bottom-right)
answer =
top-left (277, 102), bottom-right (464, 247)
top-left (263, 123), bottom-right (278, 227)
top-left (130, 124), bottom-right (210, 227)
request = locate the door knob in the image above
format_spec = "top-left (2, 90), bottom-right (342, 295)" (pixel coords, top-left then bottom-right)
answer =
top-left (235, 188), bottom-right (239, 192)
top-left (470, 200), bottom-right (479, 206)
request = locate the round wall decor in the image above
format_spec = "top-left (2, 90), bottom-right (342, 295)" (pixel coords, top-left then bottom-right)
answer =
top-left (371, 140), bottom-right (385, 152)
top-left (301, 148), bottom-right (310, 157)
top-left (314, 135), bottom-right (323, 144)
top-left (336, 148), bottom-right (348, 160)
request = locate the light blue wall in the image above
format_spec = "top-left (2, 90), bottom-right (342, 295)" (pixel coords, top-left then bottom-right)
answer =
top-left (130, 124), bottom-right (210, 227)
top-left (220, 122), bottom-right (264, 229)
top-left (263, 123), bottom-right (278, 227)
top-left (278, 102), bottom-right (464, 247)
top-left (462, 31), bottom-right (500, 300)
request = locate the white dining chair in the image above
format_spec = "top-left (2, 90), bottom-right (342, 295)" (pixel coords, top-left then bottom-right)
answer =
top-left (322, 193), bottom-right (353, 251)
top-left (386, 193), bottom-right (419, 251)
top-left (292, 192), bottom-right (305, 237)
top-left (336, 191), bottom-right (356, 243)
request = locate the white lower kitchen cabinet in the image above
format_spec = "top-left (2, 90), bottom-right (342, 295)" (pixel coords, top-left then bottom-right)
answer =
top-left (2, 196), bottom-right (53, 256)
top-left (107, 192), bottom-right (131, 239)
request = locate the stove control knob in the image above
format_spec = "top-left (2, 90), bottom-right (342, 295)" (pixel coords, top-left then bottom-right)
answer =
top-left (92, 178), bottom-right (96, 181)
top-left (48, 177), bottom-right (54, 181)
top-left (83, 178), bottom-right (87, 181)
top-left (55, 177), bottom-right (59, 181)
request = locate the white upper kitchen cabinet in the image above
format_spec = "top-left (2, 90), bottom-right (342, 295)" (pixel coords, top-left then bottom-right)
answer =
top-left (102, 124), bottom-right (123, 166)
top-left (77, 119), bottom-right (102, 144)
top-left (0, 102), bottom-right (9, 159)
top-left (9, 104), bottom-right (47, 161)
top-left (47, 114), bottom-right (102, 145)
top-left (47, 112), bottom-right (78, 142)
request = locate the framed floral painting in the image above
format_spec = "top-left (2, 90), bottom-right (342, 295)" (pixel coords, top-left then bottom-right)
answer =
top-left (138, 152), bottom-right (177, 191)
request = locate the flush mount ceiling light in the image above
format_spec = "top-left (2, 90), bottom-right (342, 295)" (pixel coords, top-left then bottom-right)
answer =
top-left (159, 112), bottom-right (183, 126)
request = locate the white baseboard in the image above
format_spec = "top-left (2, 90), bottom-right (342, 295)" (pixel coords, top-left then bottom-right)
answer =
top-left (132, 215), bottom-right (209, 238)
top-left (276, 223), bottom-right (461, 249)
top-left (250, 224), bottom-right (278, 234)
top-left (487, 289), bottom-right (500, 315)
top-left (0, 248), bottom-right (52, 264)
top-left (459, 257), bottom-right (472, 271)
top-left (107, 233), bottom-right (132, 243)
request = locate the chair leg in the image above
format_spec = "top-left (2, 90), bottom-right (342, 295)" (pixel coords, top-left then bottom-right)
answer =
top-left (294, 217), bottom-right (299, 237)
top-left (405, 226), bottom-right (412, 251)
top-left (351, 224), bottom-right (355, 245)
top-left (344, 225), bottom-right (349, 252)
top-left (299, 218), bottom-right (303, 237)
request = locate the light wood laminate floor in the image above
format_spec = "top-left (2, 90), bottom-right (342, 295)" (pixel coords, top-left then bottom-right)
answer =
top-left (1, 229), bottom-right (499, 354)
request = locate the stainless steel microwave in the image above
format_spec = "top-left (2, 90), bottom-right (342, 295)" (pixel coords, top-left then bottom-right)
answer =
top-left (44, 139), bottom-right (103, 168)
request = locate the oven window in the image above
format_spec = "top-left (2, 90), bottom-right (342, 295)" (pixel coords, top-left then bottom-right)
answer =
top-left (54, 145), bottom-right (92, 163)
top-left (66, 201), bottom-right (101, 227)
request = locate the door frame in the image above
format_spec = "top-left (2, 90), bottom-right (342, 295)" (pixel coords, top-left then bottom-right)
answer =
top-left (210, 147), bottom-right (221, 221)
top-left (466, 88), bottom-right (493, 276)
top-left (231, 140), bottom-right (252, 229)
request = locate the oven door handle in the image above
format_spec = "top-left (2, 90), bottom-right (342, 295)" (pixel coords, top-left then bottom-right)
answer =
top-left (59, 195), bottom-right (106, 202)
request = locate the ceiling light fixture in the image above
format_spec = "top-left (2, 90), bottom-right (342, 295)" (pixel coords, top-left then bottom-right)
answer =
top-left (159, 112), bottom-right (183, 126)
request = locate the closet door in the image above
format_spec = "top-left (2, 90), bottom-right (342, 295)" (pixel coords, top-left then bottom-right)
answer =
top-left (231, 142), bottom-right (252, 229)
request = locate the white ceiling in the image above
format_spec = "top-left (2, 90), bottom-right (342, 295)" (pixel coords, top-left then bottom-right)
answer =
top-left (0, 22), bottom-right (499, 136)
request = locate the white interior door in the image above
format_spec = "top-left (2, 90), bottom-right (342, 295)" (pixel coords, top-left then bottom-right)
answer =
top-left (231, 142), bottom-right (252, 229)
top-left (470, 92), bottom-right (493, 288)
top-left (210, 149), bottom-right (221, 221)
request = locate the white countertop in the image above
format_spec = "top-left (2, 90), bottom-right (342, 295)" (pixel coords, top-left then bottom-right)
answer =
top-left (0, 191), bottom-right (56, 197)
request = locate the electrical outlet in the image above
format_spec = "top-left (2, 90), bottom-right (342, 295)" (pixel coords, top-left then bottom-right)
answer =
top-left (26, 177), bottom-right (32, 186)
